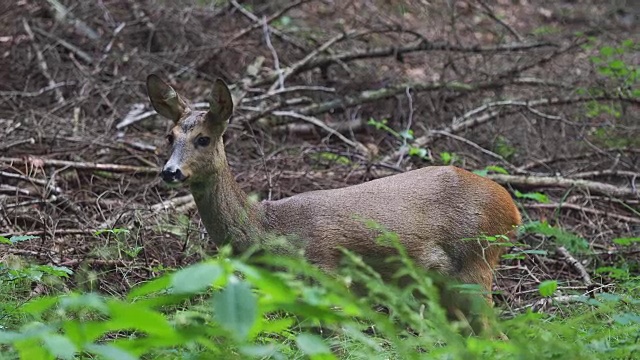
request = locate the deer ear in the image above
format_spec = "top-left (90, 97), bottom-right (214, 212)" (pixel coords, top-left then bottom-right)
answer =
top-left (207, 79), bottom-right (233, 123)
top-left (146, 74), bottom-right (189, 122)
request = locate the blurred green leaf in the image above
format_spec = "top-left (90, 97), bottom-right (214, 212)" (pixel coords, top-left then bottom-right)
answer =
top-left (296, 333), bottom-right (334, 359)
top-left (170, 262), bottom-right (223, 294)
top-left (612, 237), bottom-right (640, 246)
top-left (539, 280), bottom-right (558, 297)
top-left (213, 277), bottom-right (257, 341)
top-left (515, 190), bottom-right (549, 203)
top-left (42, 334), bottom-right (77, 360)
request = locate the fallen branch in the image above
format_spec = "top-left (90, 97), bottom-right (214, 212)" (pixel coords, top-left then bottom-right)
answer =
top-left (524, 203), bottom-right (640, 224)
top-left (272, 111), bottom-right (367, 152)
top-left (568, 170), bottom-right (640, 179)
top-left (298, 80), bottom-right (505, 116)
top-left (0, 228), bottom-right (96, 238)
top-left (1, 157), bottom-right (158, 174)
top-left (556, 246), bottom-right (593, 286)
top-left (22, 19), bottom-right (65, 105)
top-left (298, 39), bottom-right (554, 76)
top-left (0, 171), bottom-right (62, 195)
top-left (520, 147), bottom-right (640, 171)
top-left (150, 194), bottom-right (194, 212)
top-left (487, 173), bottom-right (637, 198)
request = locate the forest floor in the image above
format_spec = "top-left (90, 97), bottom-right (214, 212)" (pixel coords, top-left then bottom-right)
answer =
top-left (1, 0), bottom-right (639, 320)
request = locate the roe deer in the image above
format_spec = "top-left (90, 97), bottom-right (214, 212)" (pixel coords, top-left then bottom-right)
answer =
top-left (147, 74), bottom-right (521, 335)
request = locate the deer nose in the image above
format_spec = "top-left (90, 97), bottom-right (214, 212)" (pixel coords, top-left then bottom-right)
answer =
top-left (161, 166), bottom-right (186, 183)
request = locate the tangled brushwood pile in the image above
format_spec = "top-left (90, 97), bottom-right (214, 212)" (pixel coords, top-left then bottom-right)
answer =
top-left (0, 0), bottom-right (638, 313)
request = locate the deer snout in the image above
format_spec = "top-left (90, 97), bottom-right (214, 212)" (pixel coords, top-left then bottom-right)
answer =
top-left (161, 165), bottom-right (187, 183)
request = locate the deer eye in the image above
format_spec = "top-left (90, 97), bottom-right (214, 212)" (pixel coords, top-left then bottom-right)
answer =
top-left (196, 136), bottom-right (211, 147)
top-left (166, 134), bottom-right (174, 145)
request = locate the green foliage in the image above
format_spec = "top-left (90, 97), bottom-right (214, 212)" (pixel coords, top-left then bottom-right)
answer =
top-left (612, 237), bottom-right (640, 246)
top-left (310, 152), bottom-right (352, 166)
top-left (583, 40), bottom-right (640, 148)
top-left (531, 25), bottom-right (559, 36)
top-left (439, 151), bottom-right (458, 165)
top-left (367, 118), bottom-right (431, 160)
top-left (1, 230), bottom-right (639, 359)
top-left (538, 280), bottom-right (558, 297)
top-left (473, 165), bottom-right (509, 176)
top-left (514, 190), bottom-right (550, 203)
top-left (0, 235), bottom-right (39, 245)
top-left (589, 40), bottom-right (640, 89)
top-left (520, 220), bottom-right (590, 254)
top-left (493, 135), bottom-right (517, 160)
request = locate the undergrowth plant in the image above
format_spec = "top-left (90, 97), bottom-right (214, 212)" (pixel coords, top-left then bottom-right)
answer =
top-left (0, 227), bottom-right (639, 359)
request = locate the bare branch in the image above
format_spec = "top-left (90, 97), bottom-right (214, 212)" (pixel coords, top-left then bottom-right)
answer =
top-left (487, 173), bottom-right (637, 198)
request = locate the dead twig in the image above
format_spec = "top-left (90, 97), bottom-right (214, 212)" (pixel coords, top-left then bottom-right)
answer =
top-left (269, 30), bottom-right (359, 91)
top-left (556, 246), bottom-right (593, 286)
top-left (272, 111), bottom-right (366, 152)
top-left (22, 19), bottom-right (65, 105)
top-left (0, 228), bottom-right (96, 238)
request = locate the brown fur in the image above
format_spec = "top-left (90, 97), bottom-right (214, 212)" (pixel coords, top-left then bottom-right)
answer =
top-left (147, 75), bottom-right (521, 335)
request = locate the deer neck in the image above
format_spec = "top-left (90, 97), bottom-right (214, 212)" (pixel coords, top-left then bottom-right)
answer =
top-left (189, 156), bottom-right (264, 254)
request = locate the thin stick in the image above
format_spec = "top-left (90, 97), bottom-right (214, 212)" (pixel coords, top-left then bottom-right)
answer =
top-left (273, 111), bottom-right (365, 152)
top-left (22, 19), bottom-right (65, 105)
top-left (0, 157), bottom-right (158, 174)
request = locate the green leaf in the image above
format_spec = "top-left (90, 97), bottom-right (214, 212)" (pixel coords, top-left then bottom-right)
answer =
top-left (514, 190), bottom-right (549, 203)
top-left (63, 320), bottom-right (109, 345)
top-left (85, 344), bottom-right (138, 360)
top-left (22, 296), bottom-right (60, 317)
top-left (59, 293), bottom-right (109, 314)
top-left (521, 249), bottom-right (549, 255)
top-left (295, 333), bottom-right (333, 357)
top-left (33, 265), bottom-right (73, 278)
top-left (538, 280), bottom-right (558, 297)
top-left (485, 165), bottom-right (509, 174)
top-left (42, 334), bottom-right (77, 360)
top-left (613, 313), bottom-right (640, 325)
top-left (9, 235), bottom-right (39, 243)
top-left (106, 300), bottom-right (176, 338)
top-left (171, 262), bottom-right (223, 294)
top-left (398, 129), bottom-right (414, 140)
top-left (600, 46), bottom-right (614, 57)
top-left (240, 344), bottom-right (283, 360)
top-left (440, 152), bottom-right (452, 165)
top-left (408, 146), bottom-right (429, 159)
top-left (213, 277), bottom-right (257, 341)
top-left (608, 59), bottom-right (626, 70)
top-left (128, 275), bottom-right (171, 299)
top-left (612, 237), bottom-right (640, 246)
top-left (0, 331), bottom-right (22, 344)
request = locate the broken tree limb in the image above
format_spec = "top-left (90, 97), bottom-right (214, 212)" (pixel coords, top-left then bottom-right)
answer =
top-left (524, 203), bottom-right (640, 224)
top-left (0, 157), bottom-right (159, 174)
top-left (297, 39), bottom-right (555, 76)
top-left (556, 246), bottom-right (593, 286)
top-left (486, 173), bottom-right (637, 198)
